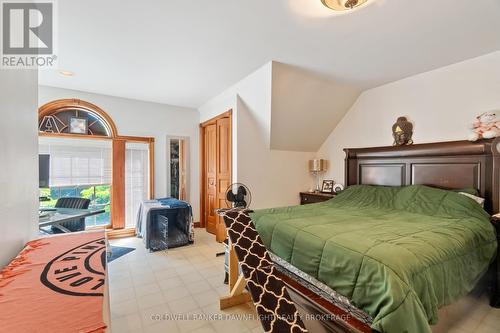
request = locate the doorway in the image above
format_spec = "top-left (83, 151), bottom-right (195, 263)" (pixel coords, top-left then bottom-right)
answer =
top-left (200, 110), bottom-right (232, 242)
top-left (168, 136), bottom-right (188, 201)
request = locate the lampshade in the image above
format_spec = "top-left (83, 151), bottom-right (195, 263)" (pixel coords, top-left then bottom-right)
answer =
top-left (309, 159), bottom-right (327, 172)
top-left (321, 0), bottom-right (369, 11)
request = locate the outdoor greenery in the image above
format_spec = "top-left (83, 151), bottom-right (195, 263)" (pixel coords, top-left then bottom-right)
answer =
top-left (40, 185), bottom-right (111, 227)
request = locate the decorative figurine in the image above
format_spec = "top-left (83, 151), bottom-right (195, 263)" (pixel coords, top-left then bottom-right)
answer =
top-left (468, 112), bottom-right (500, 141)
top-left (392, 116), bottom-right (414, 146)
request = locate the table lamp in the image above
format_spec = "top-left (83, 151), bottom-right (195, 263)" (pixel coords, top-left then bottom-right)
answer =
top-left (309, 159), bottom-right (327, 192)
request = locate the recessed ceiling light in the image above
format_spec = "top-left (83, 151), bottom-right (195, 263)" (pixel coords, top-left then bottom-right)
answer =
top-left (59, 70), bottom-right (74, 77)
top-left (321, 0), bottom-right (370, 11)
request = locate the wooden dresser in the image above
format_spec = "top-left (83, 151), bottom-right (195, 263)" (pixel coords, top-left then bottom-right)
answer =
top-left (300, 192), bottom-right (336, 205)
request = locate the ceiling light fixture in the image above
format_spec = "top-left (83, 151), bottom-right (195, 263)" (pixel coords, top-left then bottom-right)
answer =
top-left (59, 70), bottom-right (74, 77)
top-left (321, 0), bottom-right (370, 11)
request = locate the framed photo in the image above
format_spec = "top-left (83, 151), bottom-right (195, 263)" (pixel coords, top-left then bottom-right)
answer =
top-left (69, 117), bottom-right (88, 134)
top-left (321, 180), bottom-right (334, 193)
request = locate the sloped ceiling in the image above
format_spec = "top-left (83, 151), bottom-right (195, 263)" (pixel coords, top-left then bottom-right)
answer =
top-left (38, 0), bottom-right (500, 108)
top-left (271, 63), bottom-right (360, 151)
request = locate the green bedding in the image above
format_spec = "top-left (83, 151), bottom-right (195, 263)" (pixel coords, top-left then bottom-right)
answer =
top-left (251, 185), bottom-right (497, 333)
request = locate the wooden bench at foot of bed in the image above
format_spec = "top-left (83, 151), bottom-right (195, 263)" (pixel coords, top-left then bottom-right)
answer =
top-left (0, 231), bottom-right (110, 333)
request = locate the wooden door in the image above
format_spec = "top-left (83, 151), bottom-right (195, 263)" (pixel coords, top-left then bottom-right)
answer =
top-left (215, 117), bottom-right (231, 242)
top-left (201, 111), bottom-right (232, 240)
top-left (205, 124), bottom-right (218, 234)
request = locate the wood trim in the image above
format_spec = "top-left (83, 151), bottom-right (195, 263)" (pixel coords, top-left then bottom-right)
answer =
top-left (111, 139), bottom-right (126, 229)
top-left (86, 225), bottom-right (110, 231)
top-left (344, 139), bottom-right (492, 159)
top-left (149, 140), bottom-right (155, 199)
top-left (117, 135), bottom-right (154, 143)
top-left (179, 139), bottom-right (187, 201)
top-left (39, 132), bottom-right (113, 141)
top-left (200, 109), bottom-right (233, 127)
top-left (199, 125), bottom-right (205, 228)
top-left (106, 228), bottom-right (136, 239)
top-left (39, 99), bottom-right (119, 138)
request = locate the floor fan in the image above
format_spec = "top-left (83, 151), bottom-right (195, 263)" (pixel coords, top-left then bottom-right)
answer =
top-left (225, 183), bottom-right (252, 209)
top-left (215, 183), bottom-right (252, 269)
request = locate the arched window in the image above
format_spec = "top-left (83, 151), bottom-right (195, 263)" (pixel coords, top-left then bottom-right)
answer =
top-left (38, 99), bottom-right (118, 138)
top-left (38, 99), bottom-right (155, 233)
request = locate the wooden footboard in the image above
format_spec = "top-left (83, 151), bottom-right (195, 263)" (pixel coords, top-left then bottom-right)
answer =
top-left (277, 272), bottom-right (372, 333)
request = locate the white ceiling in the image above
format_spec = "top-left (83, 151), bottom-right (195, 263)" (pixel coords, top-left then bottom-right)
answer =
top-left (39, 0), bottom-right (500, 108)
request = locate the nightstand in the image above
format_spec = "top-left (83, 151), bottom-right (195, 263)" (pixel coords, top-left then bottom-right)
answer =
top-left (300, 192), bottom-right (336, 205)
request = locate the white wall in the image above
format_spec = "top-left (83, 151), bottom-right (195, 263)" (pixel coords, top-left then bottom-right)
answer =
top-left (38, 86), bottom-right (201, 221)
top-left (317, 51), bottom-right (500, 184)
top-left (0, 70), bottom-right (39, 268)
top-left (199, 63), bottom-right (315, 209)
top-left (271, 63), bottom-right (361, 152)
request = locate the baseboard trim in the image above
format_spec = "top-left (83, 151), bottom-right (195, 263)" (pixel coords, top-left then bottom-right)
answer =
top-left (107, 228), bottom-right (136, 239)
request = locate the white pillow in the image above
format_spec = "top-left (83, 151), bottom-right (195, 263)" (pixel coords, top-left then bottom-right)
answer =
top-left (459, 192), bottom-right (485, 208)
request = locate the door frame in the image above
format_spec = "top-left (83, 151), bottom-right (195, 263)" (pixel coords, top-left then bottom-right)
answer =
top-left (166, 135), bottom-right (189, 200)
top-left (199, 110), bottom-right (232, 229)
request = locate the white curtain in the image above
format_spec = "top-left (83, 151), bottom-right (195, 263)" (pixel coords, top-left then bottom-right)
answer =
top-left (39, 137), bottom-right (112, 187)
top-left (125, 142), bottom-right (150, 228)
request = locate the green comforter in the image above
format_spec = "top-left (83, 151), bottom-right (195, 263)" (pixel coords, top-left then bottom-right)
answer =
top-left (251, 185), bottom-right (497, 333)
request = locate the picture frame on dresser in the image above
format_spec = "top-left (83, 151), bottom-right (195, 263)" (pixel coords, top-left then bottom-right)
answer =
top-left (321, 180), bottom-right (335, 193)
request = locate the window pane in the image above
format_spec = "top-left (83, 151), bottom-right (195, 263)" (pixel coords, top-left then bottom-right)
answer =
top-left (38, 137), bottom-right (112, 228)
top-left (39, 137), bottom-right (112, 187)
top-left (125, 143), bottom-right (150, 228)
top-left (39, 185), bottom-right (111, 227)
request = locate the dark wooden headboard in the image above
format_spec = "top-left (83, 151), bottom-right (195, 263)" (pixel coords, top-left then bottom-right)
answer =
top-left (344, 139), bottom-right (500, 214)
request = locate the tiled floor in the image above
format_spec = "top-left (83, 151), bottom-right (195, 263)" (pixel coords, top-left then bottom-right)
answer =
top-left (109, 229), bottom-right (263, 333)
top-left (433, 291), bottom-right (500, 333)
top-left (109, 229), bottom-right (500, 333)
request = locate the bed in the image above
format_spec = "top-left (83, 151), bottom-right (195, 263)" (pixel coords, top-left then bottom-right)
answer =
top-left (251, 139), bottom-right (500, 333)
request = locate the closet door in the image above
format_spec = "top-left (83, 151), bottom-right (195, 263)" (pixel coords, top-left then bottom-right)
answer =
top-left (205, 123), bottom-right (218, 234)
top-left (215, 117), bottom-right (231, 242)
